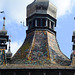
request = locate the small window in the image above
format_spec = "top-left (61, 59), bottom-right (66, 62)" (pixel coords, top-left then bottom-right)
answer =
top-left (51, 22), bottom-right (54, 30)
top-left (36, 6), bottom-right (47, 10)
top-left (29, 21), bottom-right (32, 29)
top-left (33, 20), bottom-right (35, 28)
top-left (37, 18), bottom-right (41, 27)
top-left (42, 18), bottom-right (46, 26)
top-left (74, 47), bottom-right (75, 50)
top-left (36, 6), bottom-right (41, 10)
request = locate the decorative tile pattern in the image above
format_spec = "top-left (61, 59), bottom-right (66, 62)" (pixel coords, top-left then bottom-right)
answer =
top-left (47, 32), bottom-right (70, 65)
top-left (10, 30), bottom-right (70, 66)
top-left (0, 50), bottom-right (6, 65)
top-left (12, 31), bottom-right (35, 60)
top-left (28, 31), bottom-right (51, 65)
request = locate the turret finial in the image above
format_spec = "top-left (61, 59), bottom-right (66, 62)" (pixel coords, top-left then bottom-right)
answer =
top-left (3, 17), bottom-right (6, 26)
top-left (8, 39), bottom-right (11, 52)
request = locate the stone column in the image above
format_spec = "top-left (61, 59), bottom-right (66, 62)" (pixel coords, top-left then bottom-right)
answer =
top-left (43, 72), bottom-right (46, 75)
top-left (49, 21), bottom-right (51, 28)
top-left (35, 19), bottom-right (37, 27)
top-left (59, 72), bottom-right (61, 75)
top-left (14, 72), bottom-right (16, 75)
top-left (0, 72), bottom-right (1, 75)
top-left (46, 19), bottom-right (48, 27)
top-left (28, 72), bottom-right (31, 75)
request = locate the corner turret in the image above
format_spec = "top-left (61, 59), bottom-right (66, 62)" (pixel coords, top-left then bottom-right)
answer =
top-left (70, 31), bottom-right (75, 66)
top-left (6, 39), bottom-right (12, 63)
top-left (0, 17), bottom-right (9, 65)
top-left (0, 17), bottom-right (7, 35)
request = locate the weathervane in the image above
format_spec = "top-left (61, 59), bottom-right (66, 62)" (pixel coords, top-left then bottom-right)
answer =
top-left (0, 11), bottom-right (6, 24)
top-left (0, 11), bottom-right (5, 16)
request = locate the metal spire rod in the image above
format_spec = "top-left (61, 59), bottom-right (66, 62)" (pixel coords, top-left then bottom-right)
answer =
top-left (0, 11), bottom-right (6, 27)
top-left (3, 17), bottom-right (6, 26)
top-left (8, 39), bottom-right (11, 52)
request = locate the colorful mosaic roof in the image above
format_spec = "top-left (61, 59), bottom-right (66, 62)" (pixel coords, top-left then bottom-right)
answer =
top-left (10, 30), bottom-right (70, 66)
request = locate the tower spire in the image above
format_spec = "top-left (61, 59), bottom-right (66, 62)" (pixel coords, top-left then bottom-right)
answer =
top-left (0, 16), bottom-right (7, 35)
top-left (8, 39), bottom-right (11, 52)
top-left (3, 17), bottom-right (5, 26)
top-left (0, 16), bottom-right (9, 65)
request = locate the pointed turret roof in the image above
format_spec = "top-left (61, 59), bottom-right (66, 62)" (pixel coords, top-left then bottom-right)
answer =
top-left (6, 39), bottom-right (12, 57)
top-left (0, 17), bottom-right (7, 35)
top-left (10, 31), bottom-right (70, 66)
top-left (6, 39), bottom-right (12, 62)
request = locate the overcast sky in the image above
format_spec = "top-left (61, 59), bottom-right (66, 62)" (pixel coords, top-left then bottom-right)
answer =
top-left (0, 0), bottom-right (75, 58)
